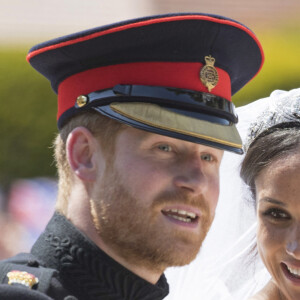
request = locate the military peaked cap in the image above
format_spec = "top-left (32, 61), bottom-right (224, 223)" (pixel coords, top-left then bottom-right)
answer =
top-left (27, 13), bottom-right (264, 153)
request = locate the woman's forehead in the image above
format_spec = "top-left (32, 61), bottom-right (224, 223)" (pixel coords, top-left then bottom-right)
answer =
top-left (255, 153), bottom-right (300, 203)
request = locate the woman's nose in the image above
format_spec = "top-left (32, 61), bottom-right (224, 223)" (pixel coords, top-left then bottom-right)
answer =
top-left (286, 223), bottom-right (300, 259)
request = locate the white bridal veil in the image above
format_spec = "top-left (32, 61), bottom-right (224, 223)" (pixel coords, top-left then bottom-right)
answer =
top-left (165, 88), bottom-right (300, 300)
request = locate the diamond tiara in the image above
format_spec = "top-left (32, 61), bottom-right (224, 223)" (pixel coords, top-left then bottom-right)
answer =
top-left (245, 89), bottom-right (300, 151)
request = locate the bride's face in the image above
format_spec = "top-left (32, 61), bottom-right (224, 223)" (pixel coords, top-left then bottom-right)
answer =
top-left (255, 151), bottom-right (300, 300)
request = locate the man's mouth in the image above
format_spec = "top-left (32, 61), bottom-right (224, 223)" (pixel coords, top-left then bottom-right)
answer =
top-left (161, 208), bottom-right (198, 224)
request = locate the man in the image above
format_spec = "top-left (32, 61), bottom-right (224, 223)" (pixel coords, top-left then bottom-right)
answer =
top-left (0, 13), bottom-right (263, 300)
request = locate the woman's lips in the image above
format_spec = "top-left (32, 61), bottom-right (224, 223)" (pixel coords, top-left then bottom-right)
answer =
top-left (281, 262), bottom-right (300, 286)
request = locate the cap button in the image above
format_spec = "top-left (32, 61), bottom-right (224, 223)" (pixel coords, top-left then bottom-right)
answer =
top-left (76, 95), bottom-right (88, 107)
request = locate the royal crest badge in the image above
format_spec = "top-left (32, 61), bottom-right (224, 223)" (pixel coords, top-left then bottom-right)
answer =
top-left (7, 270), bottom-right (39, 289)
top-left (200, 55), bottom-right (219, 92)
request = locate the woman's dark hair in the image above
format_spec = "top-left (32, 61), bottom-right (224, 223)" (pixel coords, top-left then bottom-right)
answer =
top-left (240, 125), bottom-right (300, 204)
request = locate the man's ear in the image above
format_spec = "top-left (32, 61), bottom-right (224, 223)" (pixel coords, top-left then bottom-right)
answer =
top-left (66, 127), bottom-right (100, 182)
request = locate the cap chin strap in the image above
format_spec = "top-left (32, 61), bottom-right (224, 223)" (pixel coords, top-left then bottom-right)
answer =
top-left (75, 84), bottom-right (238, 124)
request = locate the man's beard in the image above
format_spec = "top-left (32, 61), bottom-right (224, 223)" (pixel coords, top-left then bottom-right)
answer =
top-left (90, 162), bottom-right (214, 273)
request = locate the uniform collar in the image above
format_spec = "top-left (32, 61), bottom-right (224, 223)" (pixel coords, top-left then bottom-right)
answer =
top-left (31, 212), bottom-right (169, 300)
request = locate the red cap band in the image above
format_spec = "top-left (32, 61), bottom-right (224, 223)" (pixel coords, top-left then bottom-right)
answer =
top-left (57, 62), bottom-right (231, 120)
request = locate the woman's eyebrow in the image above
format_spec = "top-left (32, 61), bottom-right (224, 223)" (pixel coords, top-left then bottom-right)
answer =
top-left (259, 197), bottom-right (287, 207)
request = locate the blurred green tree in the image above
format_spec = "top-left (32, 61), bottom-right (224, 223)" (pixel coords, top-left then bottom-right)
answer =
top-left (0, 48), bottom-right (57, 187)
top-left (233, 26), bottom-right (300, 105)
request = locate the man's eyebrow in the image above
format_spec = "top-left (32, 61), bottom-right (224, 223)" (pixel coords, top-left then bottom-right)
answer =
top-left (259, 197), bottom-right (287, 207)
top-left (138, 132), bottom-right (159, 143)
top-left (141, 132), bottom-right (174, 143)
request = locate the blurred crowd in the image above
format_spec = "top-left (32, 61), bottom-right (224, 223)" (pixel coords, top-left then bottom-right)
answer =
top-left (0, 178), bottom-right (57, 259)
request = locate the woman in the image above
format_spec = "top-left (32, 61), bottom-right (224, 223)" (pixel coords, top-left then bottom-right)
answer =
top-left (165, 89), bottom-right (299, 300)
top-left (240, 89), bottom-right (300, 300)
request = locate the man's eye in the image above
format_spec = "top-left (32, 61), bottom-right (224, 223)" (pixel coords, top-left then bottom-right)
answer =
top-left (263, 208), bottom-right (290, 220)
top-left (158, 144), bottom-right (172, 152)
top-left (201, 153), bottom-right (213, 161)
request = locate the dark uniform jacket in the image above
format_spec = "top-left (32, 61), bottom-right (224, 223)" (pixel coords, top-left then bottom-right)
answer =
top-left (0, 213), bottom-right (169, 300)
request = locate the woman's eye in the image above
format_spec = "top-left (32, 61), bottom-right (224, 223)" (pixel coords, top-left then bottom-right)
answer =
top-left (158, 144), bottom-right (172, 152)
top-left (263, 208), bottom-right (290, 220)
top-left (201, 153), bottom-right (213, 162)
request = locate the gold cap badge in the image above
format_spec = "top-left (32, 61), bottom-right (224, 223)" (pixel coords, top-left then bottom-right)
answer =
top-left (7, 270), bottom-right (39, 289)
top-left (200, 55), bottom-right (219, 92)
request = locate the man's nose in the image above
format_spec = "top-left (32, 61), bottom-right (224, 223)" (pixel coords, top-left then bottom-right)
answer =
top-left (286, 222), bottom-right (300, 260)
top-left (173, 156), bottom-right (208, 195)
